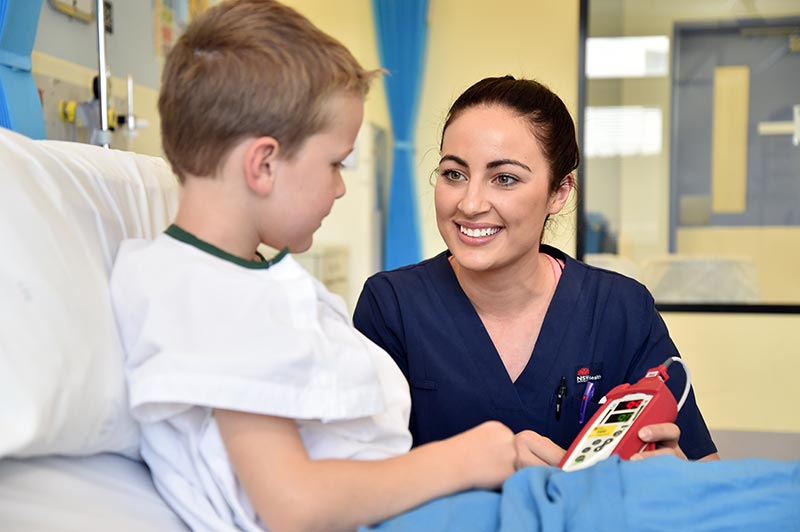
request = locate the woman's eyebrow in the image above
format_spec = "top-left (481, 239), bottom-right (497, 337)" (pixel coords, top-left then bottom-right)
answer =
top-left (439, 154), bottom-right (468, 167)
top-left (439, 155), bottom-right (531, 173)
top-left (487, 158), bottom-right (531, 171)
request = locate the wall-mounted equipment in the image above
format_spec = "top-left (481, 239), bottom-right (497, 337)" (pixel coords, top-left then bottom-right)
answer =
top-left (48, 0), bottom-right (94, 23)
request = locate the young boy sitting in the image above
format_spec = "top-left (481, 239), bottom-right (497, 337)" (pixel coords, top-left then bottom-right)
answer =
top-left (110, 1), bottom-right (517, 530)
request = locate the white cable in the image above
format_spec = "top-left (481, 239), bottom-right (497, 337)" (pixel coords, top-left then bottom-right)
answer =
top-left (666, 356), bottom-right (691, 412)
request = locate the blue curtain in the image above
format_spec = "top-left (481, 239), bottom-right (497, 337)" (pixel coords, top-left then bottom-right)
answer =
top-left (372, 0), bottom-right (428, 270)
top-left (0, 0), bottom-right (46, 139)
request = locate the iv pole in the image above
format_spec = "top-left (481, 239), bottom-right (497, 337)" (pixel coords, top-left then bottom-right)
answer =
top-left (95, 0), bottom-right (111, 148)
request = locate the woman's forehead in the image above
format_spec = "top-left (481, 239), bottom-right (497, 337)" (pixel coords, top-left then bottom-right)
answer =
top-left (442, 106), bottom-right (542, 161)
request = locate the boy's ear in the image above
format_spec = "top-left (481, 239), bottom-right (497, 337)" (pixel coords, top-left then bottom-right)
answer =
top-left (547, 173), bottom-right (575, 214)
top-left (244, 136), bottom-right (280, 197)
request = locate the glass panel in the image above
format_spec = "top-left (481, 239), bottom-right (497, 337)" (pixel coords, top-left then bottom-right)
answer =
top-left (586, 36), bottom-right (670, 79)
top-left (583, 0), bottom-right (800, 306)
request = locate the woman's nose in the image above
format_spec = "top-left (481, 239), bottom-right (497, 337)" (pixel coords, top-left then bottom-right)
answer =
top-left (458, 180), bottom-right (490, 215)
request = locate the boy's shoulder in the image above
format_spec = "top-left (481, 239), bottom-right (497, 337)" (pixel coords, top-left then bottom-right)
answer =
top-left (113, 234), bottom-right (179, 278)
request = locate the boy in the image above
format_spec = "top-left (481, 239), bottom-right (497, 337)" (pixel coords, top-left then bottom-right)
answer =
top-left (110, 1), bottom-right (517, 530)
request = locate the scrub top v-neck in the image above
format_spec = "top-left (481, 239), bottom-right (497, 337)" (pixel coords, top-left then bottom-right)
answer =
top-left (353, 245), bottom-right (717, 460)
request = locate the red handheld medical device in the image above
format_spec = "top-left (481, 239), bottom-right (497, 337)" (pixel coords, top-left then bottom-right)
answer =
top-left (559, 358), bottom-right (686, 472)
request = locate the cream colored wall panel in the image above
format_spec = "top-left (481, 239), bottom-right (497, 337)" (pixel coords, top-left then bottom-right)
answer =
top-left (676, 226), bottom-right (800, 303)
top-left (711, 66), bottom-right (749, 213)
top-left (664, 312), bottom-right (800, 434)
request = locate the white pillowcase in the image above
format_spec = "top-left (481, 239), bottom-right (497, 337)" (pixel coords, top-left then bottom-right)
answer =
top-left (0, 127), bottom-right (178, 458)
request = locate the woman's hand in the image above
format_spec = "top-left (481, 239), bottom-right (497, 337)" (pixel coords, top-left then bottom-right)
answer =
top-left (513, 430), bottom-right (565, 468)
top-left (630, 422), bottom-right (687, 460)
top-left (630, 422), bottom-right (720, 461)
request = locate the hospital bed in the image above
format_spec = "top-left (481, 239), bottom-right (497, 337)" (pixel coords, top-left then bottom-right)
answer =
top-left (0, 126), bottom-right (186, 530)
top-left (1, 126), bottom-right (798, 531)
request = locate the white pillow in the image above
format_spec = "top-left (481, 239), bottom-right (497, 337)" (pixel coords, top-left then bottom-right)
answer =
top-left (0, 127), bottom-right (179, 458)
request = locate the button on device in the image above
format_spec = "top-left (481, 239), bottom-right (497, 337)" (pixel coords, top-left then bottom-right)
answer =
top-left (582, 447), bottom-right (591, 453)
top-left (592, 439), bottom-right (602, 445)
top-left (575, 455), bottom-right (586, 463)
top-left (613, 431), bottom-right (623, 437)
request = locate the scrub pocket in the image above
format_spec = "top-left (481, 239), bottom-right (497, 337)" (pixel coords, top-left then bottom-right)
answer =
top-left (551, 393), bottom-right (603, 449)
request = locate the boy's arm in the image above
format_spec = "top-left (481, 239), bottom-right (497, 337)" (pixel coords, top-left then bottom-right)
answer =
top-left (215, 410), bottom-right (515, 532)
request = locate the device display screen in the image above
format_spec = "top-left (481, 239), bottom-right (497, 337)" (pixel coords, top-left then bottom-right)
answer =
top-left (604, 411), bottom-right (635, 424)
top-left (614, 399), bottom-right (643, 412)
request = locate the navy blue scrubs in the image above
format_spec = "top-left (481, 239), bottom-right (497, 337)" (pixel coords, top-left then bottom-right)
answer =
top-left (353, 246), bottom-right (717, 460)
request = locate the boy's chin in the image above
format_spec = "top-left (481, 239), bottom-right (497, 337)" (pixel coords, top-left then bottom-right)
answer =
top-left (287, 238), bottom-right (313, 255)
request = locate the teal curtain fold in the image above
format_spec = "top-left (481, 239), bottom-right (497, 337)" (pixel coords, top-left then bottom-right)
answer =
top-left (372, 0), bottom-right (428, 270)
top-left (0, 0), bottom-right (46, 139)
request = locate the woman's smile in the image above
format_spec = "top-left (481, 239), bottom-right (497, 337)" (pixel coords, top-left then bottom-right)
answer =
top-left (457, 223), bottom-right (504, 245)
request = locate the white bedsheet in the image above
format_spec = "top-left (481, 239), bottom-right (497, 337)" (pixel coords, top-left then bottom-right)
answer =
top-left (0, 453), bottom-right (188, 531)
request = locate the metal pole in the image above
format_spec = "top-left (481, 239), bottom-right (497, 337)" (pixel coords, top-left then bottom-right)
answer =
top-left (96, 0), bottom-right (110, 148)
top-left (575, 0), bottom-right (588, 260)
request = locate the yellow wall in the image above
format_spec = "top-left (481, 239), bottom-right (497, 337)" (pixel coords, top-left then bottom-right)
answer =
top-left (664, 313), bottom-right (800, 433)
top-left (286, 0), bottom-right (390, 137)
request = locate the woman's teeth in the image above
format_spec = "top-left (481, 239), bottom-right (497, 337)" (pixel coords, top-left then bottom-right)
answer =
top-left (460, 226), bottom-right (500, 237)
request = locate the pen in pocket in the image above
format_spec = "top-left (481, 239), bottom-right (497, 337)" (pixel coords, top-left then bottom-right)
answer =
top-left (578, 381), bottom-right (596, 424)
top-left (555, 376), bottom-right (567, 421)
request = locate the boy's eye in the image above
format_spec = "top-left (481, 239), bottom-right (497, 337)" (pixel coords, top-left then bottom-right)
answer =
top-left (339, 151), bottom-right (357, 170)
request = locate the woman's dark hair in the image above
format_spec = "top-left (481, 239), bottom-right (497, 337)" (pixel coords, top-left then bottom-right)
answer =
top-left (440, 75), bottom-right (580, 193)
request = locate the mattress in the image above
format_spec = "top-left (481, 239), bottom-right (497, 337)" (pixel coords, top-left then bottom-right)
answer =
top-left (0, 453), bottom-right (188, 531)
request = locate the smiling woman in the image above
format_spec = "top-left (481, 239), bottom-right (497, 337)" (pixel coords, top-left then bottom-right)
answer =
top-left (434, 103), bottom-right (571, 279)
top-left (353, 75), bottom-right (719, 466)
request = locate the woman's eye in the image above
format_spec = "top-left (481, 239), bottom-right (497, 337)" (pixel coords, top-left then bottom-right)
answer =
top-left (495, 174), bottom-right (518, 186)
top-left (440, 169), bottom-right (465, 181)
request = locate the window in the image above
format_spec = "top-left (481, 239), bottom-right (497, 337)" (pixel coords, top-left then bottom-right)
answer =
top-left (579, 0), bottom-right (800, 309)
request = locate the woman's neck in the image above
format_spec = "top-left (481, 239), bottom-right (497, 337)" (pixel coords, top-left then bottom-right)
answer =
top-left (451, 250), bottom-right (556, 319)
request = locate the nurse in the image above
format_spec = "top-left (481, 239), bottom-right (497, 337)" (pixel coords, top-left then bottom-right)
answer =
top-left (353, 75), bottom-right (719, 466)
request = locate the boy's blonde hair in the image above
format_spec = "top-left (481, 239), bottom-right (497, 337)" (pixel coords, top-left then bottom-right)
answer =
top-left (159, 0), bottom-right (375, 181)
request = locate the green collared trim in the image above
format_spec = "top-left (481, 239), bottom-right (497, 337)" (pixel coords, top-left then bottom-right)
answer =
top-left (165, 224), bottom-right (288, 269)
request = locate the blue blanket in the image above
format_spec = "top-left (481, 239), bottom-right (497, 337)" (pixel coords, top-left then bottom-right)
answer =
top-left (364, 456), bottom-right (800, 531)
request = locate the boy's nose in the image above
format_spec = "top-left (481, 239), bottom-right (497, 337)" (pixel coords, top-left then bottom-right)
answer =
top-left (335, 174), bottom-right (346, 199)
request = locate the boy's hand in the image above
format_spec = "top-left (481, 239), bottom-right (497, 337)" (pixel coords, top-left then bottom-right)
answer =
top-left (513, 430), bottom-right (566, 468)
top-left (451, 421), bottom-right (516, 490)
